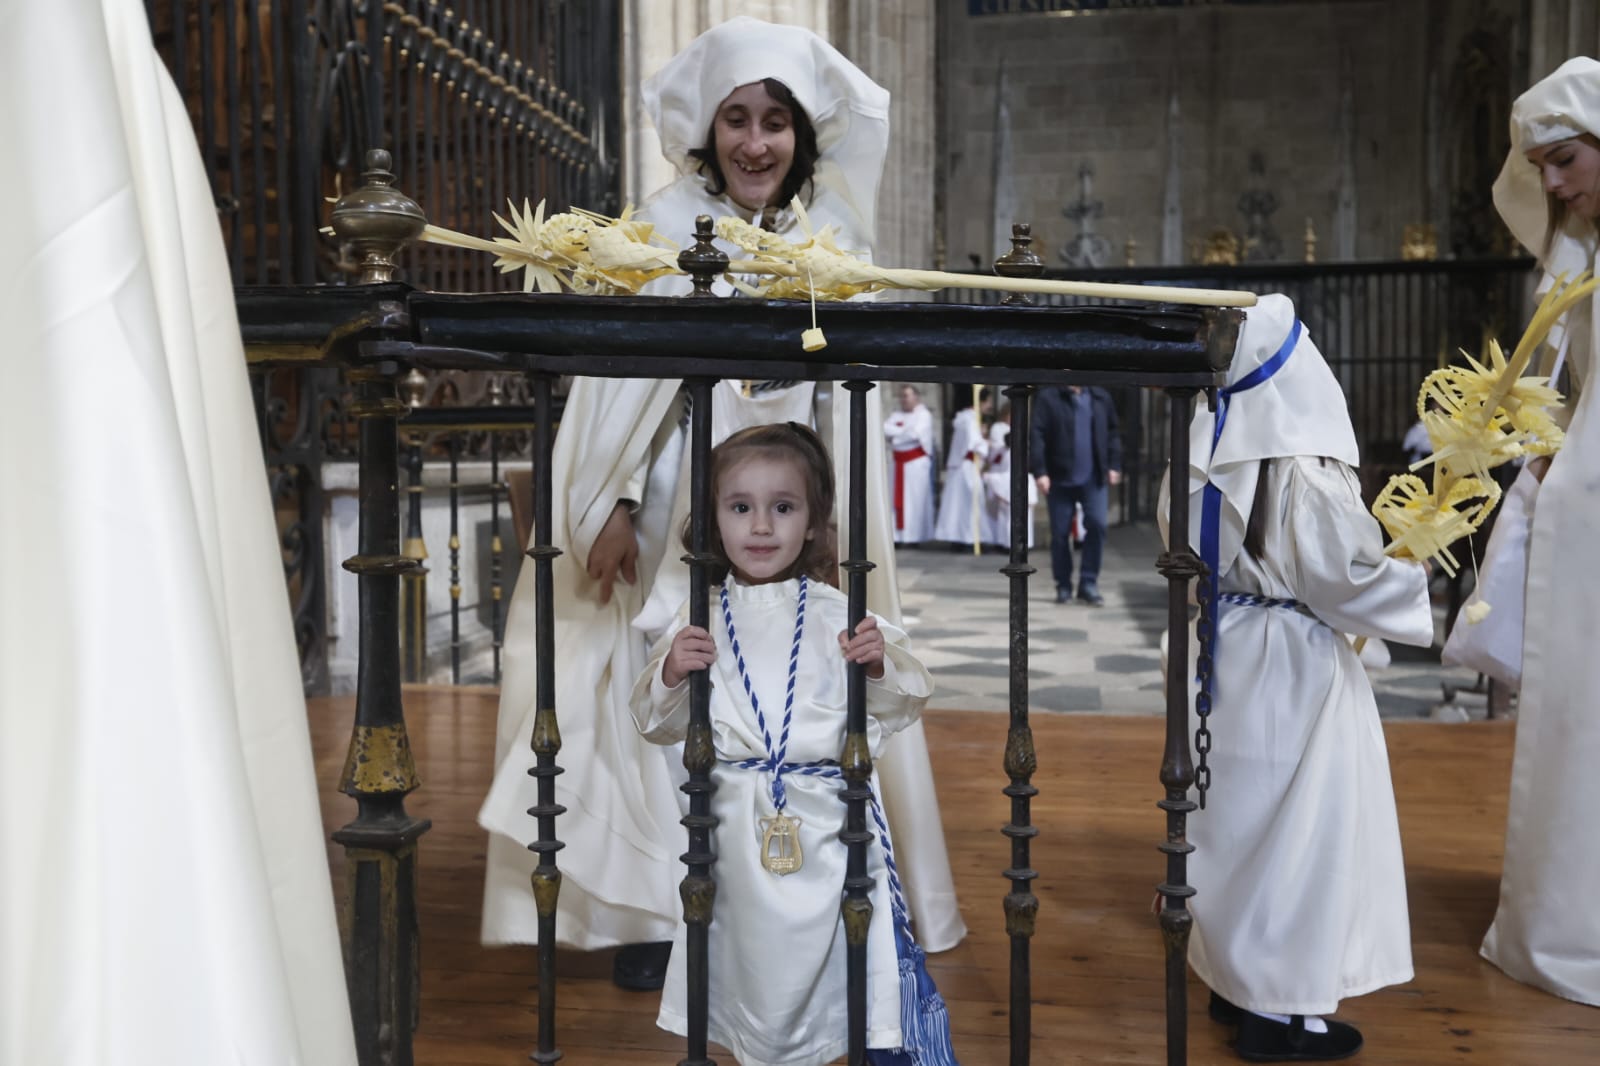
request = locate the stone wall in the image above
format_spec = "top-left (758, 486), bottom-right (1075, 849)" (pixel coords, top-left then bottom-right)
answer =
top-left (939, 0), bottom-right (1529, 269)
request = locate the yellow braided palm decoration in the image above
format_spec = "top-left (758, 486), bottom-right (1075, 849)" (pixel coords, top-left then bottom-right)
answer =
top-left (1372, 273), bottom-right (1593, 576)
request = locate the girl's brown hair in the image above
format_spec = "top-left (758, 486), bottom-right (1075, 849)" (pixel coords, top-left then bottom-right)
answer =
top-left (687, 421), bottom-right (838, 585)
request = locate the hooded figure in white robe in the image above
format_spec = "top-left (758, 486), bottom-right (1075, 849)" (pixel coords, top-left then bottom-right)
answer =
top-left (1479, 56), bottom-right (1600, 1007)
top-left (932, 404), bottom-right (988, 546)
top-left (0, 3), bottom-right (356, 1062)
top-left (479, 16), bottom-right (965, 957)
top-left (1161, 295), bottom-right (1432, 1040)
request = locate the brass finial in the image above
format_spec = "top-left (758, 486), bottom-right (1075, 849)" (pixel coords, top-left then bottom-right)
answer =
top-left (993, 223), bottom-right (1045, 306)
top-left (400, 368), bottom-right (428, 409)
top-left (1125, 237), bottom-right (1139, 268)
top-left (329, 148), bottom-right (427, 284)
top-left (1303, 217), bottom-right (1318, 263)
top-left (678, 215), bottom-right (729, 298)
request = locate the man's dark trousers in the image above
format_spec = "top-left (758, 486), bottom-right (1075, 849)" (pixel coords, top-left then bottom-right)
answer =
top-left (1046, 479), bottom-right (1107, 596)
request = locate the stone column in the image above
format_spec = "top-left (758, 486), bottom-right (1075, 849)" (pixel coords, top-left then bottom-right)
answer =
top-left (1528, 1), bottom-right (1600, 83)
top-left (833, 0), bottom-right (938, 272)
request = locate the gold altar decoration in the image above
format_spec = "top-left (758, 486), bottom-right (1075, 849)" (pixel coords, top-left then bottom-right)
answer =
top-left (1400, 223), bottom-right (1438, 261)
top-left (1371, 274), bottom-right (1591, 578)
top-left (1199, 228), bottom-right (1241, 266)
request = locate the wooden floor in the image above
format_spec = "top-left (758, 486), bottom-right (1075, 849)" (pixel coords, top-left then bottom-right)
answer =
top-left (308, 689), bottom-right (1599, 1065)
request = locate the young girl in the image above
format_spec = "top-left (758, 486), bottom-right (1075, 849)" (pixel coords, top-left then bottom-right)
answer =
top-left (630, 423), bottom-right (949, 1066)
top-left (1164, 294), bottom-right (1433, 1062)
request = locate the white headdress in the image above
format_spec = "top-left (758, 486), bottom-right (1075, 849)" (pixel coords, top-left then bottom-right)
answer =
top-left (640, 16), bottom-right (891, 246)
top-left (1492, 56), bottom-right (1600, 283)
top-left (1186, 293), bottom-right (1359, 577)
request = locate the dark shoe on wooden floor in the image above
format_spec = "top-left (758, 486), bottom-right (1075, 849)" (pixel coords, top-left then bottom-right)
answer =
top-left (612, 941), bottom-right (673, 991)
top-left (1209, 991), bottom-right (1243, 1025)
top-left (1235, 1012), bottom-right (1363, 1062)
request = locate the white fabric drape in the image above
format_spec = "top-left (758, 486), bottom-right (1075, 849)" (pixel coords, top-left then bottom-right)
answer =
top-left (0, 2), bottom-right (355, 1062)
top-left (1480, 56), bottom-right (1600, 1007)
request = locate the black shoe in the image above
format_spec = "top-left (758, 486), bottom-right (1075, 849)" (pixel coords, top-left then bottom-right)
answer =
top-left (1055, 586), bottom-right (1072, 604)
top-left (1235, 1012), bottom-right (1363, 1063)
top-left (1209, 991), bottom-right (1243, 1026)
top-left (612, 941), bottom-right (673, 991)
top-left (1076, 586), bottom-right (1105, 607)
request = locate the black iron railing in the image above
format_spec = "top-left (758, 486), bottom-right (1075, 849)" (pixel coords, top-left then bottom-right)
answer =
top-left (240, 153), bottom-right (1243, 1066)
top-left (953, 257), bottom-right (1537, 521)
top-left (149, 0), bottom-right (620, 691)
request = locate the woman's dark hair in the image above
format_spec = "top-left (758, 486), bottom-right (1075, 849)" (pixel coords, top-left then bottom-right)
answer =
top-left (686, 421), bottom-right (838, 586)
top-left (687, 78), bottom-right (821, 210)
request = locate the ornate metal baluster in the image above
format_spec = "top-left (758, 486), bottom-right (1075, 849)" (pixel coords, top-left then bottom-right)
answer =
top-left (995, 224), bottom-right (1043, 1066)
top-left (1156, 388), bottom-right (1203, 1066)
top-left (678, 218), bottom-right (727, 1066)
top-left (526, 371), bottom-right (566, 1065)
top-left (401, 370), bottom-right (429, 682)
top-left (448, 433), bottom-right (462, 684)
top-left (840, 379), bottom-right (877, 1066)
top-left (488, 376), bottom-right (506, 685)
top-left (328, 148), bottom-right (430, 1066)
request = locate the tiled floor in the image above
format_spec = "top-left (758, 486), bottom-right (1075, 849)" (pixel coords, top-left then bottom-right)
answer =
top-left (894, 521), bottom-right (1491, 718)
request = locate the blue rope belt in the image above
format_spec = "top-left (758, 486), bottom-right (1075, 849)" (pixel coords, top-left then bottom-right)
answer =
top-left (1216, 592), bottom-right (1305, 610)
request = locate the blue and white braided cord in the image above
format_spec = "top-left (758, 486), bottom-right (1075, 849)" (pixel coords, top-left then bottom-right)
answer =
top-left (728, 755), bottom-right (913, 937)
top-left (720, 575), bottom-right (808, 811)
top-left (1216, 592), bottom-right (1304, 610)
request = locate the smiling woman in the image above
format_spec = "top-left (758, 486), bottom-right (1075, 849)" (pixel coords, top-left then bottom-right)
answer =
top-left (476, 13), bottom-right (967, 1011)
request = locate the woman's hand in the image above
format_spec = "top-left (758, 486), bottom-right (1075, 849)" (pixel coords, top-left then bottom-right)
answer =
top-left (663, 625), bottom-right (716, 688)
top-left (587, 501), bottom-right (639, 606)
top-left (1529, 455), bottom-right (1553, 482)
top-left (838, 616), bottom-right (886, 680)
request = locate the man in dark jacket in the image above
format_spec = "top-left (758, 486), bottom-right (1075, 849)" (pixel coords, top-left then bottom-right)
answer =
top-left (1030, 386), bottom-right (1123, 606)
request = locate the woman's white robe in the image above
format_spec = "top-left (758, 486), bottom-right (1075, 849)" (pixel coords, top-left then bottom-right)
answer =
top-left (933, 408), bottom-right (988, 546)
top-left (631, 579), bottom-right (929, 1066)
top-left (883, 404), bottom-right (936, 544)
top-left (1480, 265), bottom-right (1600, 1005)
top-left (478, 176), bottom-right (965, 954)
top-left (1166, 458), bottom-right (1432, 1015)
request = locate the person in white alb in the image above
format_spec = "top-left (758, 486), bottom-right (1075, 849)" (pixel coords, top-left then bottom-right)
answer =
top-left (1478, 55), bottom-right (1600, 1008)
top-left (631, 423), bottom-right (955, 1066)
top-left (1162, 294), bottom-right (1433, 1061)
top-left (932, 389), bottom-right (991, 547)
top-left (883, 383), bottom-right (936, 544)
top-left (982, 401), bottom-right (1036, 548)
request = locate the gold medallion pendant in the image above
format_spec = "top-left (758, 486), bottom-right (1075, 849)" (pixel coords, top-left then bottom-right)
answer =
top-left (760, 812), bottom-right (803, 875)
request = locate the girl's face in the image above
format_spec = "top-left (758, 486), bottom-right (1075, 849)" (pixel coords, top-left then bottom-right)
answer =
top-left (716, 455), bottom-right (814, 584)
top-left (1528, 135), bottom-right (1600, 221)
top-left (713, 82), bottom-right (796, 213)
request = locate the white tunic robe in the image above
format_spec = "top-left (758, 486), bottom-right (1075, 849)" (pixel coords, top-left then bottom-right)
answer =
top-left (1480, 272), bottom-right (1600, 1005)
top-left (1165, 458), bottom-right (1432, 1015)
top-left (933, 408), bottom-right (988, 546)
top-left (982, 422), bottom-right (1037, 548)
top-left (883, 404), bottom-right (936, 544)
top-left (631, 579), bottom-right (930, 1066)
